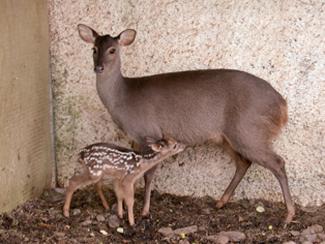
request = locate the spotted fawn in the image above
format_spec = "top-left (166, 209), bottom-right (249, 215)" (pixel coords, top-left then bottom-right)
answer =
top-left (63, 137), bottom-right (185, 225)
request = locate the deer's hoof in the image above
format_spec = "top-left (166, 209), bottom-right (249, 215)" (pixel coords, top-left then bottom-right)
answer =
top-left (284, 212), bottom-right (295, 225)
top-left (216, 200), bottom-right (226, 209)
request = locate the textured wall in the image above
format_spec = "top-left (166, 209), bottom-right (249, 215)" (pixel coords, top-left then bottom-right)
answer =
top-left (0, 0), bottom-right (53, 212)
top-left (49, 0), bottom-right (325, 206)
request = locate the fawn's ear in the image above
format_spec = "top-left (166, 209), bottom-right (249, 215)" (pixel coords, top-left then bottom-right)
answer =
top-left (117, 29), bottom-right (136, 46)
top-left (78, 24), bottom-right (98, 44)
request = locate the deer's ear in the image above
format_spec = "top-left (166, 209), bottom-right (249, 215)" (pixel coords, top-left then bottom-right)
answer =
top-left (117, 29), bottom-right (136, 46)
top-left (144, 136), bottom-right (156, 145)
top-left (78, 24), bottom-right (98, 44)
top-left (163, 134), bottom-right (176, 144)
top-left (148, 143), bottom-right (162, 152)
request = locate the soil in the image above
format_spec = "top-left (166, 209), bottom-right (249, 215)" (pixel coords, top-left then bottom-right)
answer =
top-left (0, 188), bottom-right (324, 243)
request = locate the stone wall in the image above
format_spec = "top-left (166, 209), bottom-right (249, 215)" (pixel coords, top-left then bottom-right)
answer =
top-left (49, 0), bottom-right (325, 206)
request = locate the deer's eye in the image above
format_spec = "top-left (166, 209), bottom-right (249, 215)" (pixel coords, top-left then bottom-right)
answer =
top-left (173, 144), bottom-right (177, 149)
top-left (109, 48), bottom-right (116, 54)
top-left (92, 48), bottom-right (97, 54)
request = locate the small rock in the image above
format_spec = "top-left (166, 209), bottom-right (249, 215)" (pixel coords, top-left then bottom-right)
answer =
top-left (219, 231), bottom-right (246, 242)
top-left (72, 209), bottom-right (81, 216)
top-left (174, 225), bottom-right (198, 235)
top-left (116, 227), bottom-right (124, 234)
top-left (108, 215), bottom-right (120, 228)
top-left (300, 234), bottom-right (317, 243)
top-left (81, 219), bottom-right (92, 226)
top-left (240, 199), bottom-right (250, 209)
top-left (301, 206), bottom-right (320, 213)
top-left (89, 232), bottom-right (95, 237)
top-left (96, 214), bottom-right (105, 222)
top-left (100, 229), bottom-right (108, 236)
top-left (206, 235), bottom-right (230, 244)
top-left (54, 232), bottom-right (65, 238)
top-left (201, 208), bottom-right (212, 215)
top-left (158, 227), bottom-right (174, 237)
top-left (282, 241), bottom-right (296, 244)
top-left (256, 205), bottom-right (265, 213)
top-left (49, 192), bottom-right (65, 202)
top-left (111, 203), bottom-right (117, 213)
top-left (318, 233), bottom-right (325, 241)
top-left (290, 230), bottom-right (300, 236)
top-left (179, 240), bottom-right (190, 244)
top-left (54, 187), bottom-right (66, 194)
top-left (179, 232), bottom-right (186, 239)
top-left (198, 225), bottom-right (206, 231)
top-left (301, 224), bottom-right (323, 235)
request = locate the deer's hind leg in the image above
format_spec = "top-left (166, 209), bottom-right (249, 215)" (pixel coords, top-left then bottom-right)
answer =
top-left (223, 130), bottom-right (295, 223)
top-left (249, 150), bottom-right (295, 223)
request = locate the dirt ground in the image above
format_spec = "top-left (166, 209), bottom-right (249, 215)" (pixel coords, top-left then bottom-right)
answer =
top-left (0, 188), bottom-right (324, 244)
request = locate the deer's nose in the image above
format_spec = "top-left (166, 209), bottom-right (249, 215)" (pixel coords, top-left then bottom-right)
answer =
top-left (94, 65), bottom-right (104, 73)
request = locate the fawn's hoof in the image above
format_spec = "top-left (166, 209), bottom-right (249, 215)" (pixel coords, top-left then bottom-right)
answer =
top-left (141, 210), bottom-right (149, 217)
top-left (63, 210), bottom-right (70, 218)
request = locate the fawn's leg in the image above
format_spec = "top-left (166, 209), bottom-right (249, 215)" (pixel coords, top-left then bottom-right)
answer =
top-left (63, 173), bottom-right (100, 217)
top-left (123, 183), bottom-right (135, 226)
top-left (142, 165), bottom-right (158, 216)
top-left (114, 181), bottom-right (124, 219)
top-left (217, 141), bottom-right (252, 208)
top-left (95, 179), bottom-right (109, 209)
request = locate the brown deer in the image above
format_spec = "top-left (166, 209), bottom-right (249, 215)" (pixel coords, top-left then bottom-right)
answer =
top-left (77, 24), bottom-right (295, 223)
top-left (63, 137), bottom-right (185, 226)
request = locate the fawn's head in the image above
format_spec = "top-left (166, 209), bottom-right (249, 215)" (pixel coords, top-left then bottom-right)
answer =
top-left (77, 24), bottom-right (136, 74)
top-left (147, 137), bottom-right (186, 156)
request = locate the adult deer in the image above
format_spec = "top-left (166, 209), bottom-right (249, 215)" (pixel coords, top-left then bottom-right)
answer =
top-left (77, 24), bottom-right (295, 223)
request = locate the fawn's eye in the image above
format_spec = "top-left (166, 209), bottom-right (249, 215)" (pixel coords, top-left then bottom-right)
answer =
top-left (109, 48), bottom-right (116, 54)
top-left (173, 144), bottom-right (177, 149)
top-left (92, 48), bottom-right (97, 54)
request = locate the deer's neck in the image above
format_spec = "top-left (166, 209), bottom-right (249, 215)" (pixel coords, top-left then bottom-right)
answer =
top-left (95, 57), bottom-right (126, 109)
top-left (140, 153), bottom-right (171, 171)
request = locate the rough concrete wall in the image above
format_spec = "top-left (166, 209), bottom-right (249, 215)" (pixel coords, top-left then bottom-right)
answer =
top-left (49, 0), bottom-right (325, 206)
top-left (0, 0), bottom-right (52, 212)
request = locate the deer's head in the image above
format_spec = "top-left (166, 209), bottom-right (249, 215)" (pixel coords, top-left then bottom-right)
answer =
top-left (77, 24), bottom-right (136, 74)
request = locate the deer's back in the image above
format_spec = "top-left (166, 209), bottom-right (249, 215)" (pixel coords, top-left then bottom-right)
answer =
top-left (110, 69), bottom-right (287, 145)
